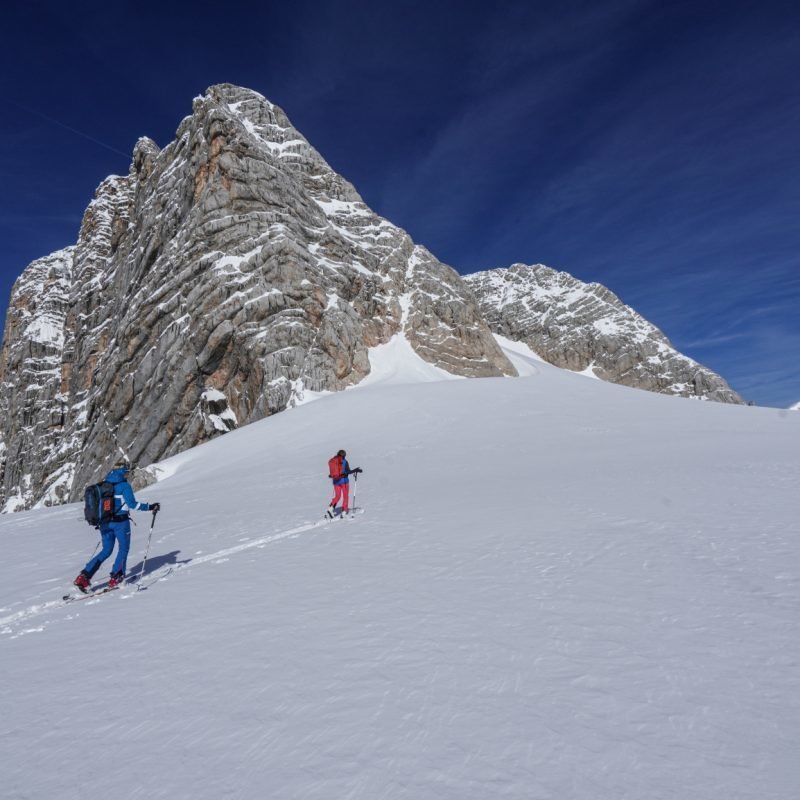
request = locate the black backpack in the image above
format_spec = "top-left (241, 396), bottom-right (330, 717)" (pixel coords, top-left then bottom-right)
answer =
top-left (84, 481), bottom-right (117, 528)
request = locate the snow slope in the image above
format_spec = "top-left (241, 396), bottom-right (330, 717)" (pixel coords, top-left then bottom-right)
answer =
top-left (1, 340), bottom-right (799, 800)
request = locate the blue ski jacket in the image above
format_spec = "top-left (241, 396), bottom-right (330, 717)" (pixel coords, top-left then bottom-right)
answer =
top-left (104, 468), bottom-right (153, 520)
top-left (333, 458), bottom-right (351, 486)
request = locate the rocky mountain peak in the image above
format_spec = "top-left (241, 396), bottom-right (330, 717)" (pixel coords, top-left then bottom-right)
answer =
top-left (0, 84), bottom-right (512, 511)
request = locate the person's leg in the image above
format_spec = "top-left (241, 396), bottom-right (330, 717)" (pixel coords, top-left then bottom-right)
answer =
top-left (83, 530), bottom-right (115, 579)
top-left (341, 482), bottom-right (350, 513)
top-left (110, 523), bottom-right (131, 578)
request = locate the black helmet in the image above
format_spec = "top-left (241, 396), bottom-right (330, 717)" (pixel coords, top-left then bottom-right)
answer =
top-left (337, 449), bottom-right (346, 457)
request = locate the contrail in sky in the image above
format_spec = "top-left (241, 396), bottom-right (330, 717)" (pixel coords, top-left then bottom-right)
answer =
top-left (14, 102), bottom-right (130, 158)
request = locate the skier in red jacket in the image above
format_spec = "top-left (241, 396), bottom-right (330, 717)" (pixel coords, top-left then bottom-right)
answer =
top-left (326, 449), bottom-right (362, 518)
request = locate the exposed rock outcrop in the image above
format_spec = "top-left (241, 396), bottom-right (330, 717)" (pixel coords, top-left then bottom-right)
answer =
top-left (466, 264), bottom-right (742, 403)
top-left (0, 248), bottom-right (75, 511)
top-left (0, 84), bottom-right (513, 511)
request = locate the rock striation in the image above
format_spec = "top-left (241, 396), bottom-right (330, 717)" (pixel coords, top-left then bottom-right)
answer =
top-left (0, 84), bottom-right (513, 511)
top-left (0, 248), bottom-right (75, 511)
top-left (465, 264), bottom-right (742, 403)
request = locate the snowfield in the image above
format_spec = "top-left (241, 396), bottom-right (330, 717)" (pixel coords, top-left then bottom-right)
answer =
top-left (1, 340), bottom-right (798, 800)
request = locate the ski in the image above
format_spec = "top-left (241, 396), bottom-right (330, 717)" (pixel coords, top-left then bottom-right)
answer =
top-left (62, 583), bottom-right (124, 602)
top-left (322, 506), bottom-right (365, 521)
top-left (62, 586), bottom-right (118, 602)
top-left (60, 568), bottom-right (166, 602)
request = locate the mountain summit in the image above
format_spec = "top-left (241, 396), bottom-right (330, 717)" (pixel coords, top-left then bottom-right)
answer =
top-left (0, 84), bottom-right (739, 512)
top-left (0, 85), bottom-right (511, 511)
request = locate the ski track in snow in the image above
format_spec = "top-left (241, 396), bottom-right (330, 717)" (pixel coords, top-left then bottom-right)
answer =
top-left (0, 513), bottom-right (361, 638)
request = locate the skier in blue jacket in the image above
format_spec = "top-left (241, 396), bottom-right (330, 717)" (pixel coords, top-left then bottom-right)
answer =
top-left (73, 462), bottom-right (160, 592)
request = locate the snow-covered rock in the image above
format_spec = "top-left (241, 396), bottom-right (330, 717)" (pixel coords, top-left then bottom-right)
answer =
top-left (0, 248), bottom-right (74, 512)
top-left (466, 264), bottom-right (742, 403)
top-left (0, 84), bottom-right (512, 511)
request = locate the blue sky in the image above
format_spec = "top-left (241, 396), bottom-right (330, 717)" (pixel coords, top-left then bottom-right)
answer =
top-left (1, 0), bottom-right (798, 407)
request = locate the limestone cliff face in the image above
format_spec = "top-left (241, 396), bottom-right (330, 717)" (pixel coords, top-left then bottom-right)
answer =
top-left (466, 264), bottom-right (742, 404)
top-left (0, 248), bottom-right (74, 511)
top-left (0, 84), bottom-right (513, 511)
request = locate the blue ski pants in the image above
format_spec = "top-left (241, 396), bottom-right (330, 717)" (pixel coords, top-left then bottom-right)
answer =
top-left (84, 519), bottom-right (131, 578)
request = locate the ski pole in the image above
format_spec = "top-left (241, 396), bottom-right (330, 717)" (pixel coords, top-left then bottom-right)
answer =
top-left (351, 471), bottom-right (357, 512)
top-left (138, 509), bottom-right (158, 582)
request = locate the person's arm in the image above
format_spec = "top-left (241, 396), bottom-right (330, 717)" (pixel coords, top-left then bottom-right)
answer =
top-left (119, 482), bottom-right (152, 512)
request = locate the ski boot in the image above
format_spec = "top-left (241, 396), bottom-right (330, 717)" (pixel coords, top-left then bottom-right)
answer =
top-left (108, 572), bottom-right (124, 589)
top-left (73, 572), bottom-right (91, 593)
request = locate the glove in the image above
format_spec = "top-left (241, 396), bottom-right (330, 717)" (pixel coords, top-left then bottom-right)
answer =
top-left (150, 502), bottom-right (161, 513)
top-left (352, 467), bottom-right (363, 474)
